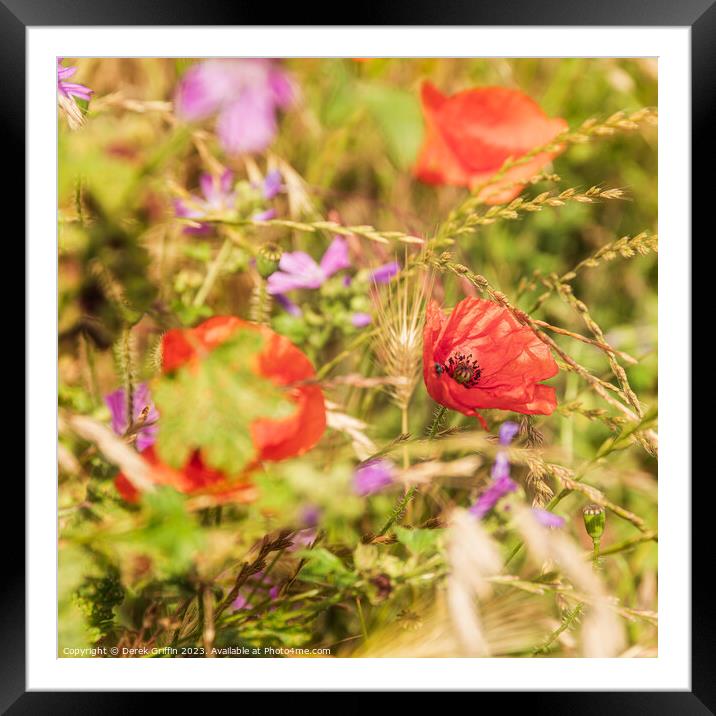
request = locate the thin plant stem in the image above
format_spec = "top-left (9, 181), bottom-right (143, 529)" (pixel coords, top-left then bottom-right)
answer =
top-left (193, 237), bottom-right (232, 308)
top-left (355, 597), bottom-right (369, 642)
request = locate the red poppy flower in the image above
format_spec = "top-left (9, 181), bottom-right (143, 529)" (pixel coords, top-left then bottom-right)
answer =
top-left (423, 298), bottom-right (558, 426)
top-left (115, 446), bottom-right (258, 504)
top-left (161, 315), bottom-right (327, 461)
top-left (414, 83), bottom-right (568, 205)
top-left (116, 316), bottom-right (326, 502)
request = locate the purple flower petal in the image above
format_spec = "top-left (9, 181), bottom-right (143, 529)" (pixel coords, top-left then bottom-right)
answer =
top-left (231, 594), bottom-right (251, 611)
top-left (252, 208), bottom-right (277, 222)
top-left (216, 92), bottom-right (277, 155)
top-left (268, 68), bottom-right (295, 109)
top-left (263, 169), bottom-right (283, 199)
top-left (278, 250), bottom-right (320, 276)
top-left (173, 198), bottom-right (200, 219)
top-left (301, 504), bottom-right (321, 527)
top-left (351, 312), bottom-right (372, 328)
top-left (57, 64), bottom-right (77, 81)
top-left (319, 237), bottom-right (350, 277)
top-left (490, 452), bottom-right (511, 481)
top-left (498, 421), bottom-right (520, 446)
top-left (288, 528), bottom-right (318, 552)
top-left (469, 476), bottom-right (517, 519)
top-left (532, 508), bottom-right (565, 528)
top-left (219, 169), bottom-right (234, 196)
top-left (267, 251), bottom-right (324, 294)
top-left (105, 388), bottom-right (127, 437)
top-left (274, 293), bottom-right (302, 316)
top-left (104, 383), bottom-right (158, 452)
top-left (354, 459), bottom-right (394, 496)
top-left (175, 61), bottom-right (236, 120)
top-left (57, 60), bottom-right (93, 103)
top-left (369, 261), bottom-right (400, 284)
top-left (267, 271), bottom-right (314, 295)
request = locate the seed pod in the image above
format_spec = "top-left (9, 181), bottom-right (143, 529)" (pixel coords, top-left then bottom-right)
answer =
top-left (582, 503), bottom-right (606, 543)
top-left (256, 243), bottom-right (282, 278)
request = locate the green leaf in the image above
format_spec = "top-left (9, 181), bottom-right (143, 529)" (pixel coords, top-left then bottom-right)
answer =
top-left (394, 525), bottom-right (442, 556)
top-left (358, 83), bottom-right (424, 167)
top-left (154, 329), bottom-right (294, 474)
top-left (298, 548), bottom-right (357, 588)
top-left (119, 487), bottom-right (205, 574)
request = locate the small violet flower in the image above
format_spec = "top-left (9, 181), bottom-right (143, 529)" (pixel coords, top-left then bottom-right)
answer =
top-left (354, 459), bottom-right (395, 496)
top-left (261, 169), bottom-right (283, 200)
top-left (175, 59), bottom-right (294, 155)
top-left (104, 382), bottom-right (159, 452)
top-left (231, 594), bottom-right (250, 611)
top-left (57, 58), bottom-right (93, 130)
top-left (369, 261), bottom-right (400, 284)
top-left (287, 528), bottom-right (318, 553)
top-left (531, 507), bottom-right (566, 529)
top-left (351, 312), bottom-right (372, 328)
top-left (498, 420), bottom-right (520, 446)
top-left (231, 570), bottom-right (282, 612)
top-left (174, 170), bottom-right (236, 234)
top-left (301, 504), bottom-right (321, 528)
top-left (469, 420), bottom-right (519, 518)
top-left (267, 236), bottom-right (350, 295)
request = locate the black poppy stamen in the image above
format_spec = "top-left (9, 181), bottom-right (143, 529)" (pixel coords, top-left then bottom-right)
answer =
top-left (444, 352), bottom-right (482, 388)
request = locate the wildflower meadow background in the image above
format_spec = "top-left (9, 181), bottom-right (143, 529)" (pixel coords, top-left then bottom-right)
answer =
top-left (58, 58), bottom-right (658, 659)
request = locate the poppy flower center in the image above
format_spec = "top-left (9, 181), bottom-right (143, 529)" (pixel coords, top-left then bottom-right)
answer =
top-left (444, 352), bottom-right (482, 388)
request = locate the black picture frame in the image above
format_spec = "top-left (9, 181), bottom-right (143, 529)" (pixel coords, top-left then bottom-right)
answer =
top-left (7, 1), bottom-right (706, 710)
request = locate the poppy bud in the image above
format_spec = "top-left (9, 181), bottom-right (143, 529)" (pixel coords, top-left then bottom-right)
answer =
top-left (582, 503), bottom-right (606, 543)
top-left (256, 243), bottom-right (282, 279)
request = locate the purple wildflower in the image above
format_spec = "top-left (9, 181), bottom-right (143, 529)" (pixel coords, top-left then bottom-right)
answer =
top-left (354, 459), bottom-right (394, 496)
top-left (498, 420), bottom-right (519, 446)
top-left (288, 528), bottom-right (318, 552)
top-left (57, 58), bottom-right (92, 102)
top-left (470, 420), bottom-right (520, 519)
top-left (174, 170), bottom-right (236, 234)
top-left (57, 58), bottom-right (93, 130)
top-left (262, 169), bottom-right (283, 199)
top-left (351, 312), bottom-right (372, 328)
top-left (301, 504), bottom-right (321, 528)
top-left (104, 382), bottom-right (159, 452)
top-left (468, 474), bottom-right (517, 518)
top-left (267, 236), bottom-right (350, 295)
top-left (175, 59), bottom-right (294, 155)
top-left (231, 594), bottom-right (251, 611)
top-left (532, 508), bottom-right (566, 529)
top-left (369, 261), bottom-right (400, 284)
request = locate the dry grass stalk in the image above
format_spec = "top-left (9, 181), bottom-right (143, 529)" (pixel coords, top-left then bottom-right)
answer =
top-left (205, 216), bottom-right (425, 246)
top-left (445, 509), bottom-right (503, 656)
top-left (60, 413), bottom-right (157, 493)
top-left (450, 186), bottom-right (628, 237)
top-left (395, 456), bottom-right (483, 486)
top-left (371, 267), bottom-right (432, 413)
top-left (514, 505), bottom-right (625, 657)
top-left (326, 401), bottom-right (377, 460)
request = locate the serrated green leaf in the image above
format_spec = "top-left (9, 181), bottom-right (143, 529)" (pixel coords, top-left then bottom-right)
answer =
top-left (154, 329), bottom-right (294, 474)
top-left (394, 525), bottom-right (442, 556)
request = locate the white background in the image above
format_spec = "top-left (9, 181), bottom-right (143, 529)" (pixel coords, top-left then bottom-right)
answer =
top-left (29, 27), bottom-right (690, 690)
